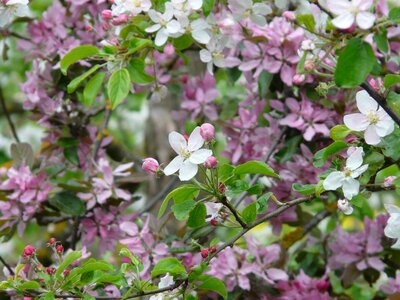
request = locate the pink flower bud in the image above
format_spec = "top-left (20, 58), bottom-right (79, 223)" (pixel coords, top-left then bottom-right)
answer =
top-left (85, 24), bottom-right (92, 31)
top-left (164, 43), bottom-right (175, 56)
top-left (102, 23), bottom-right (110, 30)
top-left (46, 267), bottom-right (56, 275)
top-left (142, 158), bottom-right (159, 175)
top-left (63, 269), bottom-right (70, 277)
top-left (339, 23), bottom-right (356, 33)
top-left (22, 245), bottom-right (36, 258)
top-left (200, 123), bottom-right (215, 141)
top-left (204, 156), bottom-right (218, 169)
top-left (101, 9), bottom-right (112, 20)
top-left (209, 246), bottom-right (217, 253)
top-left (201, 249), bottom-right (208, 258)
top-left (112, 14), bottom-right (129, 25)
top-left (292, 74), bottom-right (305, 85)
top-left (304, 60), bottom-right (314, 71)
top-left (283, 11), bottom-right (295, 21)
top-left (48, 237), bottom-right (56, 245)
top-left (384, 176), bottom-right (397, 187)
top-left (56, 244), bottom-right (64, 253)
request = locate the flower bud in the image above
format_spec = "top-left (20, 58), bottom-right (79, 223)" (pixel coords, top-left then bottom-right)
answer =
top-left (201, 249), bottom-right (208, 258)
top-left (384, 176), bottom-right (397, 187)
top-left (112, 14), bottom-right (128, 26)
top-left (85, 24), bottom-right (92, 31)
top-left (292, 74), bottom-right (305, 85)
top-left (200, 123), bottom-right (215, 141)
top-left (164, 43), bottom-right (175, 56)
top-left (101, 9), bottom-right (112, 20)
top-left (218, 183), bottom-right (226, 194)
top-left (46, 267), bottom-right (56, 275)
top-left (209, 246), bottom-right (217, 253)
top-left (22, 245), bottom-right (36, 258)
top-left (48, 237), bottom-right (56, 245)
top-left (337, 199), bottom-right (353, 215)
top-left (304, 60), bottom-right (314, 71)
top-left (282, 11), bottom-right (295, 21)
top-left (102, 23), bottom-right (110, 30)
top-left (56, 245), bottom-right (64, 254)
top-left (210, 218), bottom-right (218, 226)
top-left (63, 269), bottom-right (71, 277)
top-left (204, 156), bottom-right (218, 169)
top-left (142, 158), bottom-right (160, 175)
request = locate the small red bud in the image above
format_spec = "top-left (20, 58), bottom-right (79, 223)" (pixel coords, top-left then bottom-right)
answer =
top-left (22, 245), bottom-right (36, 258)
top-left (210, 218), bottom-right (218, 226)
top-left (209, 246), bottom-right (217, 253)
top-left (218, 183), bottom-right (226, 193)
top-left (56, 245), bottom-right (64, 253)
top-left (63, 269), bottom-right (70, 277)
top-left (48, 237), bottom-right (56, 245)
top-left (85, 24), bottom-right (92, 31)
top-left (201, 249), bottom-right (208, 259)
top-left (46, 267), bottom-right (56, 275)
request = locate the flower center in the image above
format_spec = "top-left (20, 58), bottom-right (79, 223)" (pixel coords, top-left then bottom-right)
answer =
top-left (180, 148), bottom-right (191, 159)
top-left (212, 51), bottom-right (223, 60)
top-left (344, 167), bottom-right (352, 177)
top-left (131, 0), bottom-right (141, 7)
top-left (244, 9), bottom-right (252, 18)
top-left (366, 110), bottom-right (379, 124)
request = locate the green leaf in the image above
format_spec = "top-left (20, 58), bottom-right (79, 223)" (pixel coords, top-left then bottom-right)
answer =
top-left (234, 160), bottom-right (279, 178)
top-left (384, 74), bottom-right (400, 89)
top-left (242, 202), bottom-right (257, 223)
top-left (119, 248), bottom-right (142, 266)
top-left (171, 200), bottom-right (196, 221)
top-left (83, 72), bottom-right (106, 107)
top-left (64, 145), bottom-right (80, 166)
top-left (389, 7), bottom-right (400, 22)
top-left (151, 258), bottom-right (187, 278)
top-left (127, 58), bottom-right (154, 85)
top-left (108, 68), bottom-right (131, 109)
top-left (381, 127), bottom-right (400, 160)
top-left (126, 37), bottom-right (152, 55)
top-left (330, 125), bottom-right (352, 141)
top-left (196, 275), bottom-right (227, 298)
top-left (173, 34), bottom-right (193, 50)
top-left (373, 28), bottom-right (389, 53)
top-left (313, 141), bottom-right (348, 168)
top-left (18, 280), bottom-right (40, 290)
top-left (187, 203), bottom-right (207, 228)
top-left (55, 250), bottom-right (82, 279)
top-left (202, 0), bottom-right (214, 16)
top-left (218, 164), bottom-right (235, 183)
top-left (256, 192), bottom-right (272, 214)
top-left (158, 184), bottom-right (199, 218)
top-left (351, 194), bottom-right (364, 208)
top-left (387, 91), bottom-right (400, 116)
top-left (60, 45), bottom-right (99, 75)
top-left (297, 14), bottom-right (315, 32)
top-left (49, 191), bottom-right (86, 216)
top-left (334, 38), bottom-right (375, 88)
top-left (292, 183), bottom-right (316, 196)
top-left (42, 292), bottom-right (55, 300)
top-left (67, 64), bottom-right (101, 93)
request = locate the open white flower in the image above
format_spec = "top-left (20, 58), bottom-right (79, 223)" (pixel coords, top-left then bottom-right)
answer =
top-left (111, 0), bottom-right (152, 17)
top-left (199, 38), bottom-right (227, 74)
top-left (229, 0), bottom-right (271, 26)
top-left (384, 203), bottom-right (400, 249)
top-left (179, 17), bottom-right (210, 44)
top-left (337, 199), bottom-right (353, 215)
top-left (163, 127), bottom-right (212, 181)
top-left (0, 0), bottom-right (30, 28)
top-left (344, 90), bottom-right (394, 145)
top-left (146, 3), bottom-right (182, 46)
top-left (323, 147), bottom-right (368, 199)
top-left (326, 0), bottom-right (375, 30)
top-left (171, 0), bottom-right (202, 17)
top-left (149, 273), bottom-right (175, 300)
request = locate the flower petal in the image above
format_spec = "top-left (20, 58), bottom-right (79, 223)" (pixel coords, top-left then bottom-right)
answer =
top-left (188, 127), bottom-right (204, 151)
top-left (166, 19), bottom-right (181, 34)
top-left (189, 149), bottom-right (212, 164)
top-left (145, 23), bottom-right (161, 33)
top-left (342, 177), bottom-right (360, 199)
top-left (350, 164), bottom-right (368, 178)
top-left (346, 147), bottom-right (364, 170)
top-left (155, 28), bottom-right (169, 46)
top-left (253, 3), bottom-right (272, 15)
top-left (200, 49), bottom-right (212, 63)
top-left (356, 11), bottom-right (375, 30)
top-left (356, 90), bottom-right (378, 114)
top-left (323, 171), bottom-right (345, 191)
top-left (179, 160), bottom-right (198, 181)
top-left (169, 131), bottom-right (187, 154)
top-left (343, 113), bottom-right (369, 131)
top-left (163, 155), bottom-right (184, 176)
top-left (375, 117), bottom-right (394, 137)
top-left (332, 12), bottom-right (355, 29)
top-left (327, 0), bottom-right (352, 15)
top-left (364, 125), bottom-right (381, 145)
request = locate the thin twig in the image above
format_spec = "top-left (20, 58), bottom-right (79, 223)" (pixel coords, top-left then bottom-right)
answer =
top-left (92, 107), bottom-right (112, 160)
top-left (361, 81), bottom-right (400, 127)
top-left (0, 87), bottom-right (20, 142)
top-left (0, 256), bottom-right (14, 275)
top-left (220, 196), bottom-right (247, 228)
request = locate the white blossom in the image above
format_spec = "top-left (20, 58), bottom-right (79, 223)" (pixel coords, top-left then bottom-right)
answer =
top-left (323, 147), bottom-right (368, 199)
top-left (384, 203), bottom-right (400, 249)
top-left (337, 199), bottom-right (353, 215)
top-left (149, 273), bottom-right (175, 300)
top-left (344, 90), bottom-right (394, 145)
top-left (171, 0), bottom-right (202, 17)
top-left (229, 0), bottom-right (272, 26)
top-left (0, 0), bottom-right (30, 28)
top-left (111, 0), bottom-right (152, 16)
top-left (163, 127), bottom-right (212, 181)
top-left (326, 0), bottom-right (375, 30)
top-left (199, 38), bottom-right (227, 74)
top-left (178, 17), bottom-right (210, 44)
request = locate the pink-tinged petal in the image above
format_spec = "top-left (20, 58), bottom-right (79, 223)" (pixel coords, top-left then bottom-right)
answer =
top-left (367, 257), bottom-right (385, 271)
top-left (346, 147), bottom-right (364, 170)
top-left (356, 11), bottom-right (375, 29)
top-left (188, 127), bottom-right (204, 151)
top-left (342, 177), bottom-right (360, 199)
top-left (114, 162), bottom-right (134, 176)
top-left (115, 188), bottom-right (131, 200)
top-left (356, 90), bottom-right (378, 114)
top-left (280, 64), bottom-right (295, 86)
top-left (332, 12), bottom-right (355, 29)
top-left (163, 155), bottom-right (184, 176)
top-left (303, 126), bottom-right (316, 141)
top-left (286, 98), bottom-right (300, 112)
top-left (353, 0), bottom-right (373, 10)
top-left (239, 60), bottom-right (261, 72)
top-left (169, 131), bottom-right (187, 154)
top-left (364, 125), bottom-right (381, 145)
top-left (120, 221), bottom-right (139, 236)
top-left (97, 190), bottom-right (112, 204)
top-left (327, 0), bottom-right (352, 15)
top-left (323, 171), bottom-right (345, 190)
top-left (178, 161), bottom-right (198, 181)
top-left (189, 149), bottom-right (212, 164)
top-left (343, 113), bottom-right (369, 131)
top-left (20, 190), bottom-right (36, 203)
top-left (266, 268), bottom-right (288, 281)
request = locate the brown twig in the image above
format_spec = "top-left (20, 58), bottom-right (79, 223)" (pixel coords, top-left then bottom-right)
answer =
top-left (0, 256), bottom-right (14, 276)
top-left (220, 196), bottom-right (247, 228)
top-left (0, 87), bottom-right (20, 143)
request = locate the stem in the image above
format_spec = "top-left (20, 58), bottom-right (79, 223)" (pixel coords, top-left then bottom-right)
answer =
top-left (361, 81), bottom-right (400, 127)
top-left (92, 107), bottom-right (112, 160)
top-left (0, 256), bottom-right (14, 275)
top-left (220, 196), bottom-right (247, 228)
top-left (0, 87), bottom-right (20, 142)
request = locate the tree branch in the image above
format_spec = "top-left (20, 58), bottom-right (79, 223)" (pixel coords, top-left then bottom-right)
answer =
top-left (220, 196), bottom-right (248, 228)
top-left (0, 256), bottom-right (14, 276)
top-left (0, 87), bottom-right (20, 143)
top-left (361, 81), bottom-right (400, 127)
top-left (93, 107), bottom-right (112, 160)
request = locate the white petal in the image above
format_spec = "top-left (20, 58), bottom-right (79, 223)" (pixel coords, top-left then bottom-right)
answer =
top-left (200, 49), bottom-right (212, 63)
top-left (146, 23), bottom-right (161, 33)
top-left (189, 149), bottom-right (212, 164)
top-left (189, 0), bottom-right (203, 10)
top-left (148, 9), bottom-right (161, 23)
top-left (350, 164), bottom-right (368, 178)
top-left (169, 131), bottom-right (187, 154)
top-left (356, 90), bottom-right (378, 114)
top-left (346, 147), bottom-right (364, 170)
top-left (192, 29), bottom-right (210, 44)
top-left (385, 203), bottom-right (400, 215)
top-left (342, 177), bottom-right (360, 199)
top-left (375, 117), bottom-right (394, 137)
top-left (166, 19), bottom-right (181, 34)
top-left (332, 12), bottom-right (355, 29)
top-left (327, 0), bottom-right (352, 15)
top-left (323, 171), bottom-right (345, 191)
top-left (343, 113), bottom-right (369, 131)
top-left (364, 125), bottom-right (381, 145)
top-left (179, 161), bottom-right (198, 181)
top-left (155, 28), bottom-right (169, 46)
top-left (188, 127), bottom-right (204, 151)
top-left (250, 14), bottom-right (267, 26)
top-left (253, 3), bottom-right (272, 15)
top-left (163, 156), bottom-right (184, 176)
top-left (356, 12), bottom-right (375, 30)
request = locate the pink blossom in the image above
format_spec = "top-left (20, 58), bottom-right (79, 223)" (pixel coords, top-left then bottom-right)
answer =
top-left (200, 123), bottom-right (215, 141)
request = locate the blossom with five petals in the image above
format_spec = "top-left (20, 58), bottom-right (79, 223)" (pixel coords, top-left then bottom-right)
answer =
top-left (326, 0), bottom-right (375, 30)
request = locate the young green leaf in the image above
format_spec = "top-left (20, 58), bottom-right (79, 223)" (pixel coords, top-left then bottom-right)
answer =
top-left (108, 68), bottom-right (131, 109)
top-left (127, 58), bottom-right (154, 85)
top-left (384, 74), bottom-right (400, 89)
top-left (202, 0), bottom-right (214, 16)
top-left (330, 125), bottom-right (352, 141)
top-left (151, 258), bottom-right (187, 278)
top-left (242, 202), bottom-right (257, 223)
top-left (67, 64), bottom-right (101, 93)
top-left (60, 45), bottom-right (99, 75)
top-left (83, 72), bottom-right (106, 107)
top-left (196, 275), bottom-right (227, 298)
top-left (55, 250), bottom-right (82, 279)
top-left (313, 141), bottom-right (348, 168)
top-left (234, 160), bottom-right (279, 178)
top-left (187, 203), bottom-right (207, 228)
top-left (158, 184), bottom-right (200, 218)
top-left (171, 199), bottom-right (196, 221)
